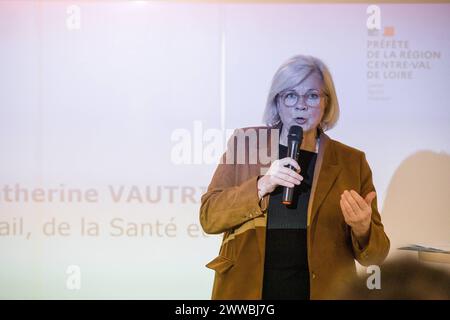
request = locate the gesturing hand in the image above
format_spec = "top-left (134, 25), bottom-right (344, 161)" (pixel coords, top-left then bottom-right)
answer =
top-left (340, 190), bottom-right (376, 240)
top-left (257, 157), bottom-right (303, 199)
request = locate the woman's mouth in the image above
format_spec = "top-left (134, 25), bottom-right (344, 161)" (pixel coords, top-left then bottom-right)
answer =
top-left (295, 117), bottom-right (307, 125)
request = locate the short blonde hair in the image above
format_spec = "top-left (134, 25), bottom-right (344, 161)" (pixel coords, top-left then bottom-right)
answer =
top-left (263, 55), bottom-right (340, 131)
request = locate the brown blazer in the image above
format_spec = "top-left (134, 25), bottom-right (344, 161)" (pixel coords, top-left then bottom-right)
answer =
top-left (200, 126), bottom-right (390, 299)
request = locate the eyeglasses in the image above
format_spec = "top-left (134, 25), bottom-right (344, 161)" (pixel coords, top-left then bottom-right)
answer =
top-left (278, 89), bottom-right (327, 108)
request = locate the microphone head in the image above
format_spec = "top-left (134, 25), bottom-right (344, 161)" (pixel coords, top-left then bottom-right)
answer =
top-left (287, 125), bottom-right (303, 143)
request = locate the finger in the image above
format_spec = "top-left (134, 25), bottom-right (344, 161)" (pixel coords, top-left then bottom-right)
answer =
top-left (279, 167), bottom-right (303, 181)
top-left (349, 190), bottom-right (368, 210)
top-left (268, 160), bottom-right (285, 175)
top-left (339, 198), bottom-right (349, 219)
top-left (340, 198), bottom-right (354, 221)
top-left (280, 157), bottom-right (300, 171)
top-left (275, 172), bottom-right (301, 185)
top-left (344, 190), bottom-right (363, 213)
top-left (272, 176), bottom-right (295, 188)
top-left (364, 191), bottom-right (376, 206)
top-left (341, 195), bottom-right (356, 218)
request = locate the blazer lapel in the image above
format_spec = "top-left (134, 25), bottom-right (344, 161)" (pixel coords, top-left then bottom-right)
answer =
top-left (307, 132), bottom-right (341, 226)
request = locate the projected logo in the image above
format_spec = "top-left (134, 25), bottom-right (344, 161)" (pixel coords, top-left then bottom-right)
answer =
top-left (365, 5), bottom-right (442, 101)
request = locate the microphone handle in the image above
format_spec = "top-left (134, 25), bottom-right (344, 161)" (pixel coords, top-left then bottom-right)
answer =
top-left (282, 140), bottom-right (300, 205)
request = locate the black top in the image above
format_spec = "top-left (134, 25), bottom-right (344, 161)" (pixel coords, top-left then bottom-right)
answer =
top-left (262, 144), bottom-right (317, 300)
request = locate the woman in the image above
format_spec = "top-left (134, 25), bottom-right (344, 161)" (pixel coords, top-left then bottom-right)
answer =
top-left (200, 55), bottom-right (390, 300)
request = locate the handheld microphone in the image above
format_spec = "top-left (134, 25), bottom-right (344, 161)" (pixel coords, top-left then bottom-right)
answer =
top-left (282, 125), bottom-right (303, 205)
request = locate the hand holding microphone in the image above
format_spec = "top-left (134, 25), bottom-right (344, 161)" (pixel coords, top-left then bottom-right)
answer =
top-left (257, 157), bottom-right (303, 199)
top-left (257, 126), bottom-right (304, 201)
